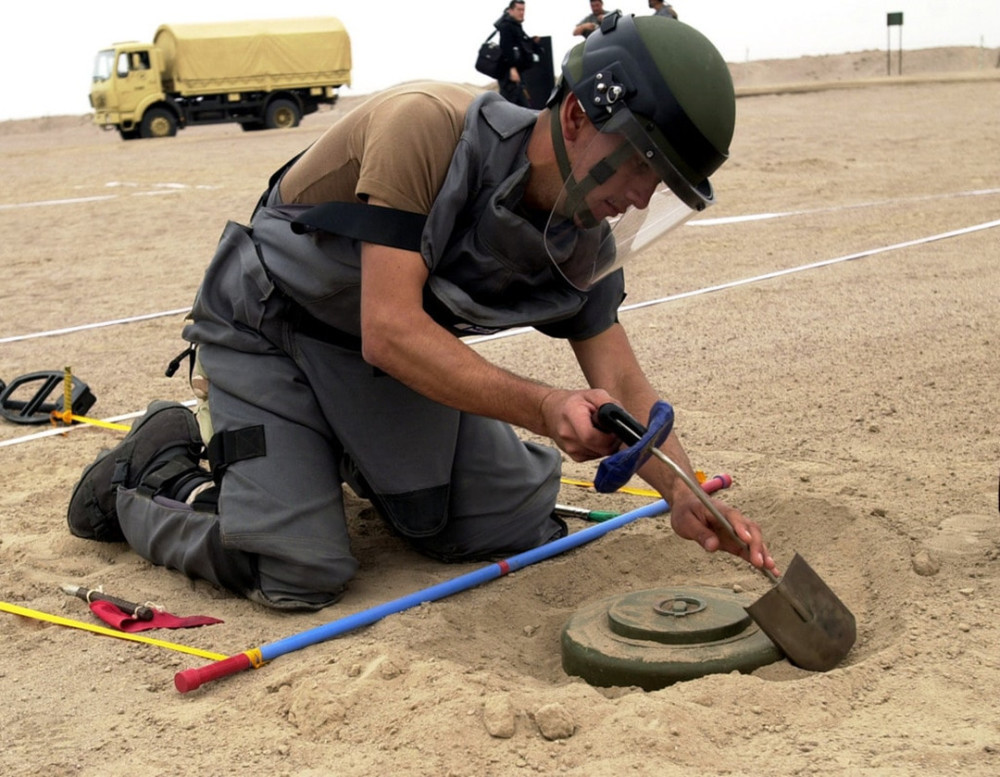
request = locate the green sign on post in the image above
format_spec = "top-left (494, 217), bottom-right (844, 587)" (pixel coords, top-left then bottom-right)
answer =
top-left (887, 12), bottom-right (904, 75)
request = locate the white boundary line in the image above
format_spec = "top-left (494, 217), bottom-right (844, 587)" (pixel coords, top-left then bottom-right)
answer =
top-left (0, 183), bottom-right (220, 212)
top-left (4, 188), bottom-right (998, 345)
top-left (623, 217), bottom-right (1000, 314)
top-left (0, 309), bottom-right (192, 344)
top-left (465, 217), bottom-right (1000, 346)
top-left (687, 187), bottom-right (1000, 227)
top-left (0, 195), bottom-right (118, 210)
top-left (2, 218), bottom-right (998, 448)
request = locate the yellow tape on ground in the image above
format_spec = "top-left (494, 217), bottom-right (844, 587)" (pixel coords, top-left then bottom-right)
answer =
top-left (561, 470), bottom-right (708, 499)
top-left (560, 477), bottom-right (660, 498)
top-left (67, 414), bottom-right (132, 431)
top-left (0, 600), bottom-right (227, 661)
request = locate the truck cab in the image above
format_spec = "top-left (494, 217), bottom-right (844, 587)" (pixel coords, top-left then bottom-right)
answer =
top-left (90, 44), bottom-right (169, 139)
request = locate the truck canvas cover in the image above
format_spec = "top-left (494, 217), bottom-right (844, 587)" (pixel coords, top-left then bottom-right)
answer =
top-left (154, 17), bottom-right (351, 93)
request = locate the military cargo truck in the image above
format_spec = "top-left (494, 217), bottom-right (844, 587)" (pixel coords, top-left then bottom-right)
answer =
top-left (89, 17), bottom-right (352, 140)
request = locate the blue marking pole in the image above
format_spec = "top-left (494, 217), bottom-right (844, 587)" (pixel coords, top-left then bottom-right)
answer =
top-left (175, 475), bottom-right (728, 693)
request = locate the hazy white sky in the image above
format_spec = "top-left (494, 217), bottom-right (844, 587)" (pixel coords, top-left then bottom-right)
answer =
top-left (1, 1), bottom-right (997, 121)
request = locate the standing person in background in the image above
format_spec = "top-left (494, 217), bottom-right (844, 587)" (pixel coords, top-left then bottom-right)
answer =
top-left (649, 0), bottom-right (678, 19)
top-left (495, 0), bottom-right (538, 107)
top-left (573, 0), bottom-right (606, 38)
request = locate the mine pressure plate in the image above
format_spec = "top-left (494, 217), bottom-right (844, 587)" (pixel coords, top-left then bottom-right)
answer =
top-left (561, 586), bottom-right (783, 690)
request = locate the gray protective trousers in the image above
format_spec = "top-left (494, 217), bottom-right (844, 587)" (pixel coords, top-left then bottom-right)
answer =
top-left (116, 222), bottom-right (566, 610)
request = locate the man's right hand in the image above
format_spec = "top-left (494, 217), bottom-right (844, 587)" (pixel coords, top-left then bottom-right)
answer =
top-left (539, 388), bottom-right (621, 461)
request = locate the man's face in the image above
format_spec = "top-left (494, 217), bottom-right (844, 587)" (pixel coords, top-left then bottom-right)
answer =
top-left (510, 2), bottom-right (526, 22)
top-left (591, 0), bottom-right (604, 15)
top-left (569, 126), bottom-right (661, 223)
top-left (587, 151), bottom-right (660, 223)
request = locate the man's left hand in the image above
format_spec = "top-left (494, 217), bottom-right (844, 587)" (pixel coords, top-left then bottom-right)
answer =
top-left (668, 490), bottom-right (779, 576)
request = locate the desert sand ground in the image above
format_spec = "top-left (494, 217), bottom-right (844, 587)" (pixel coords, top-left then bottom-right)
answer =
top-left (1, 47), bottom-right (999, 776)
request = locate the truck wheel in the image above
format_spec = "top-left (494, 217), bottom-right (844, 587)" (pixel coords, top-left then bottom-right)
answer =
top-left (264, 99), bottom-right (300, 130)
top-left (140, 108), bottom-right (177, 139)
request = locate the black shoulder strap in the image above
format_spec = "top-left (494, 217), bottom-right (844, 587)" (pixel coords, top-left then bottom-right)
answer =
top-left (256, 146), bottom-right (427, 251)
top-left (290, 202), bottom-right (427, 252)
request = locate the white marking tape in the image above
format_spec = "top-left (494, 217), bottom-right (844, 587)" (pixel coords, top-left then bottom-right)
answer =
top-left (0, 182), bottom-right (220, 211)
top-left (687, 187), bottom-right (1000, 227)
top-left (0, 195), bottom-right (118, 210)
top-left (3, 219), bottom-right (998, 448)
top-left (466, 216), bottom-right (1000, 345)
top-left (623, 217), bottom-right (1000, 314)
top-left (5, 218), bottom-right (999, 347)
top-left (0, 309), bottom-right (191, 344)
top-left (4, 189), bottom-right (999, 346)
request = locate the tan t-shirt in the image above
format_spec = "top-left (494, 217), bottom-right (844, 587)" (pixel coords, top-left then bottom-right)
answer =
top-left (279, 81), bottom-right (481, 215)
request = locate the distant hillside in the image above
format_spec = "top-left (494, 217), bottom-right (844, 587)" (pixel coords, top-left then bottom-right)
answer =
top-left (728, 45), bottom-right (999, 89)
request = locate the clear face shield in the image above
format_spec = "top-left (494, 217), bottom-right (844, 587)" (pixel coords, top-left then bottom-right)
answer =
top-left (544, 107), bottom-right (715, 291)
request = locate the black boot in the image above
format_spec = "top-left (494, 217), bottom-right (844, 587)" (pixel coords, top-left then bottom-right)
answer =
top-left (67, 400), bottom-right (208, 542)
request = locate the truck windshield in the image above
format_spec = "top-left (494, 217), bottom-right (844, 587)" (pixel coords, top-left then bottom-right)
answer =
top-left (93, 50), bottom-right (116, 82)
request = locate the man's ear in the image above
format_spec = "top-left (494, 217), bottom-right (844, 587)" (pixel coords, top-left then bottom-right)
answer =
top-left (560, 92), bottom-right (589, 143)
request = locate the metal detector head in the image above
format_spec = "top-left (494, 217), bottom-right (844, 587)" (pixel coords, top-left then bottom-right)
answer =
top-left (745, 553), bottom-right (856, 672)
top-left (0, 371), bottom-right (96, 425)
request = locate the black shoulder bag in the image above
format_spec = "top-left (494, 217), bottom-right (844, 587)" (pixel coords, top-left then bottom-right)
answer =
top-left (475, 29), bottom-right (503, 79)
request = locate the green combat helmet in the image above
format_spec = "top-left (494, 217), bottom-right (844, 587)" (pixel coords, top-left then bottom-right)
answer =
top-left (556, 11), bottom-right (735, 211)
top-left (543, 12), bottom-right (736, 290)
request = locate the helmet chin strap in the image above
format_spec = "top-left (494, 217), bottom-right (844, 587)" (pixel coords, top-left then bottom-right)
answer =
top-left (549, 101), bottom-right (635, 229)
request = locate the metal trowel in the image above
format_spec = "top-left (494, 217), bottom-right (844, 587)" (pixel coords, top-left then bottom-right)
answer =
top-left (594, 402), bottom-right (856, 671)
